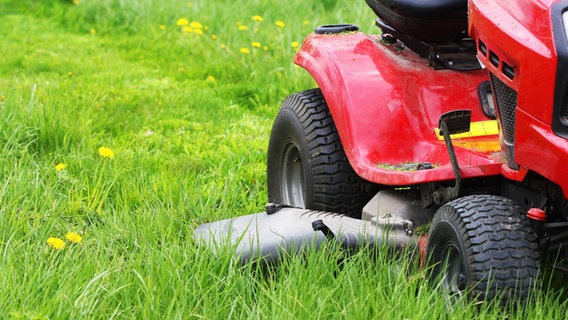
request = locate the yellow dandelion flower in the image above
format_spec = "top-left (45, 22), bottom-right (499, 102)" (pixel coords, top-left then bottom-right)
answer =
top-left (176, 18), bottom-right (189, 26)
top-left (73, 0), bottom-right (80, 4)
top-left (251, 41), bottom-right (261, 48)
top-left (0, 96), bottom-right (5, 102)
top-left (190, 21), bottom-right (203, 29)
top-left (65, 232), bottom-right (83, 244)
top-left (211, 34), bottom-right (218, 40)
top-left (252, 15), bottom-right (264, 22)
top-left (275, 21), bottom-right (285, 28)
top-left (238, 25), bottom-right (249, 31)
top-left (47, 237), bottom-right (65, 250)
top-left (55, 163), bottom-right (67, 171)
top-left (303, 20), bottom-right (310, 26)
top-left (194, 29), bottom-right (203, 35)
top-left (220, 44), bottom-right (226, 49)
top-left (98, 146), bottom-right (114, 159)
top-left (207, 75), bottom-right (216, 82)
top-left (187, 2), bottom-right (193, 7)
top-left (263, 45), bottom-right (269, 51)
top-left (159, 25), bottom-right (166, 30)
top-left (240, 48), bottom-right (251, 54)
top-left (182, 26), bottom-right (193, 33)
top-left (90, 28), bottom-right (96, 35)
top-left (291, 41), bottom-right (300, 48)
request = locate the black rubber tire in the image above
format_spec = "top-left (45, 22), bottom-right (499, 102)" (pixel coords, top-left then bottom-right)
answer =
top-left (267, 88), bottom-right (379, 217)
top-left (426, 195), bottom-right (540, 305)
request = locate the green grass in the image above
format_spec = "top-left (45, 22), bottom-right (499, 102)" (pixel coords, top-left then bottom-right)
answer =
top-left (0, 0), bottom-right (567, 318)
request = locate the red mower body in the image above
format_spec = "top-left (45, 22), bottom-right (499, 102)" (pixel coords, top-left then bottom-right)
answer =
top-left (295, 0), bottom-right (568, 197)
top-left (295, 33), bottom-right (501, 186)
top-left (469, 0), bottom-right (568, 197)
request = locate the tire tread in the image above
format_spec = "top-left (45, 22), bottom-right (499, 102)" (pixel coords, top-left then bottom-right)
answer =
top-left (268, 88), bottom-right (379, 215)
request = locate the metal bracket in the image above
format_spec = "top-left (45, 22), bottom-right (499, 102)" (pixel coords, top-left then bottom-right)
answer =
top-left (433, 110), bottom-right (472, 204)
top-left (265, 203), bottom-right (295, 215)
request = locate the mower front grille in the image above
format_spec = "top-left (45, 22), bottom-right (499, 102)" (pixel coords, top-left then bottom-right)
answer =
top-left (490, 73), bottom-right (517, 144)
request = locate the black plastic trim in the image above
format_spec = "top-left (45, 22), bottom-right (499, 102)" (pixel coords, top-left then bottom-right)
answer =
top-left (478, 81), bottom-right (496, 119)
top-left (552, 0), bottom-right (568, 138)
top-left (479, 40), bottom-right (487, 56)
top-left (502, 62), bottom-right (515, 80)
top-left (314, 24), bottom-right (359, 35)
top-left (489, 50), bottom-right (499, 67)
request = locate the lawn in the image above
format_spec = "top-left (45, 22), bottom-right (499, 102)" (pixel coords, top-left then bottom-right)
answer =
top-left (0, 0), bottom-right (566, 318)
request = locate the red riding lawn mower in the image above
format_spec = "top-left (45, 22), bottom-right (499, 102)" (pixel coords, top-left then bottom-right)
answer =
top-left (195, 0), bottom-right (568, 304)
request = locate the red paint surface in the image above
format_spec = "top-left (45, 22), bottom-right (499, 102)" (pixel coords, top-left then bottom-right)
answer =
top-left (295, 32), bottom-right (502, 186)
top-left (471, 0), bottom-right (568, 197)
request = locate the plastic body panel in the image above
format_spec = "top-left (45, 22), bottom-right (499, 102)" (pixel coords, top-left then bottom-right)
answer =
top-left (470, 0), bottom-right (568, 197)
top-left (294, 32), bottom-right (502, 186)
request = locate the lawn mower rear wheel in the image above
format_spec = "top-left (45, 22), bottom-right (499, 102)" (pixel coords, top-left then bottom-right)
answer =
top-left (267, 88), bottom-right (379, 218)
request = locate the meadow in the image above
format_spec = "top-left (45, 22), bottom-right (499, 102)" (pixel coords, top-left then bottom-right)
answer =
top-left (0, 0), bottom-right (566, 318)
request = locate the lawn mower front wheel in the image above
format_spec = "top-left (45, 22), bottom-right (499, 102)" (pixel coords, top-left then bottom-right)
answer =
top-left (267, 89), bottom-right (378, 217)
top-left (426, 195), bottom-right (540, 305)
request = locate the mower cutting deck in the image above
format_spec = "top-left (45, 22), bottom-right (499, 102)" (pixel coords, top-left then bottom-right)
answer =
top-left (194, 190), bottom-right (428, 264)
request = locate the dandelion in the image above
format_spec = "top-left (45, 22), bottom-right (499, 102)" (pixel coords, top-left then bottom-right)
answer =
top-left (190, 21), bottom-right (203, 29)
top-left (252, 15), bottom-right (264, 22)
top-left (207, 75), bottom-right (216, 82)
top-left (65, 232), bottom-right (83, 244)
top-left (238, 25), bottom-right (249, 31)
top-left (303, 20), bottom-right (310, 26)
top-left (73, 0), bottom-right (80, 4)
top-left (263, 46), bottom-right (269, 51)
top-left (240, 48), bottom-right (251, 54)
top-left (176, 18), bottom-right (189, 26)
top-left (47, 237), bottom-right (65, 250)
top-left (67, 71), bottom-right (73, 77)
top-left (187, 2), bottom-right (193, 7)
top-left (291, 41), bottom-right (300, 49)
top-left (211, 34), bottom-right (218, 40)
top-left (251, 41), bottom-right (261, 48)
top-left (194, 29), bottom-right (203, 35)
top-left (98, 146), bottom-right (114, 159)
top-left (220, 44), bottom-right (226, 49)
top-left (159, 25), bottom-right (166, 30)
top-left (55, 163), bottom-right (67, 171)
top-left (183, 26), bottom-right (193, 33)
top-left (0, 96), bottom-right (5, 102)
top-left (90, 28), bottom-right (96, 35)
top-left (275, 21), bottom-right (285, 28)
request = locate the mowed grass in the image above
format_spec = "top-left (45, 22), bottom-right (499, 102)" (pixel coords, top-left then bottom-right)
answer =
top-left (0, 0), bottom-right (567, 318)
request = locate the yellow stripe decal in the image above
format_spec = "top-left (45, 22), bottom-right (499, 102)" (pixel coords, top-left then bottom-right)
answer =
top-left (435, 120), bottom-right (499, 140)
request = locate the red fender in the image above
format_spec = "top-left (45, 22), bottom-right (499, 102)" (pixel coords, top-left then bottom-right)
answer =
top-left (294, 32), bottom-right (502, 186)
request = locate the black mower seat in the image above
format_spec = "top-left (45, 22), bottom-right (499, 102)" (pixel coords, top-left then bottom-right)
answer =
top-left (365, 0), bottom-right (468, 42)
